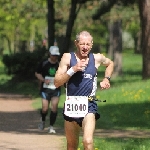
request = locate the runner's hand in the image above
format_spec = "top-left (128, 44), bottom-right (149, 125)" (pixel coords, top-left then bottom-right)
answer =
top-left (73, 59), bottom-right (87, 72)
top-left (44, 79), bottom-right (50, 85)
top-left (100, 79), bottom-right (110, 90)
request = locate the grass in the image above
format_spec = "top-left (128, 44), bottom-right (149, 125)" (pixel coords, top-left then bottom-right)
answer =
top-left (95, 79), bottom-right (150, 130)
top-left (78, 138), bottom-right (150, 150)
top-left (0, 51), bottom-right (150, 150)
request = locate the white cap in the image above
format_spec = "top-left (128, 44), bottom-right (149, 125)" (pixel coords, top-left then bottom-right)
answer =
top-left (49, 46), bottom-right (60, 55)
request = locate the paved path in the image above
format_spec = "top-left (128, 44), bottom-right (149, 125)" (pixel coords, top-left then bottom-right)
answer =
top-left (0, 94), bottom-right (65, 150)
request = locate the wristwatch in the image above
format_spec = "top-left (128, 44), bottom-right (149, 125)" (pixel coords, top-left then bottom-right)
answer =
top-left (105, 77), bottom-right (111, 82)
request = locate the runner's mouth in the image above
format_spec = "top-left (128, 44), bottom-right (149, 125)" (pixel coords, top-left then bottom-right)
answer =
top-left (82, 50), bottom-right (88, 54)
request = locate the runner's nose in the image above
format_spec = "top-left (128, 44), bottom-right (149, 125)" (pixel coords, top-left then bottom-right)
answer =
top-left (83, 44), bottom-right (88, 48)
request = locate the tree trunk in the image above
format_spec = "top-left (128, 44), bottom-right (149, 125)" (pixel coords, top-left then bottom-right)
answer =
top-left (109, 20), bottom-right (122, 77)
top-left (47, 0), bottom-right (55, 48)
top-left (19, 40), bottom-right (27, 52)
top-left (62, 0), bottom-right (79, 54)
top-left (139, 0), bottom-right (150, 79)
top-left (134, 31), bottom-right (142, 54)
top-left (108, 22), bottom-right (114, 58)
top-left (3, 35), bottom-right (12, 54)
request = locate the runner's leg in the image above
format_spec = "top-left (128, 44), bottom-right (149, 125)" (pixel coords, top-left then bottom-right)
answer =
top-left (38, 98), bottom-right (49, 130)
top-left (65, 120), bottom-right (80, 150)
top-left (82, 113), bottom-right (95, 150)
top-left (41, 98), bottom-right (49, 121)
top-left (50, 96), bottom-right (59, 125)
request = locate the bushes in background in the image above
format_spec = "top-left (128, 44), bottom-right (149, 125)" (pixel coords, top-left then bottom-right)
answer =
top-left (2, 47), bottom-right (47, 80)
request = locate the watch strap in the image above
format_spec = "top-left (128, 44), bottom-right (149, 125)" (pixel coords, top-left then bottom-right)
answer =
top-left (105, 77), bottom-right (111, 81)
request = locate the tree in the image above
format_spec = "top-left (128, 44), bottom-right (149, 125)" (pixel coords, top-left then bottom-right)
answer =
top-left (93, 1), bottom-right (124, 77)
top-left (61, 0), bottom-right (83, 53)
top-left (109, 20), bottom-right (122, 77)
top-left (47, 0), bottom-right (55, 48)
top-left (0, 0), bottom-right (47, 53)
top-left (139, 0), bottom-right (150, 79)
top-left (55, 0), bottom-right (109, 54)
top-left (93, 0), bottom-right (150, 79)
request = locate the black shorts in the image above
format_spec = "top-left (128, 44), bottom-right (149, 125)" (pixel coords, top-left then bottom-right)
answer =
top-left (41, 89), bottom-right (61, 101)
top-left (63, 100), bottom-right (100, 127)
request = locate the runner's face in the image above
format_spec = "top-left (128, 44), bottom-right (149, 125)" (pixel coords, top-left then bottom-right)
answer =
top-left (50, 55), bottom-right (59, 62)
top-left (75, 35), bottom-right (93, 57)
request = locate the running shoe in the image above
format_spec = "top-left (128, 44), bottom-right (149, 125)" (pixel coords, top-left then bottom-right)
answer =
top-left (48, 126), bottom-right (56, 133)
top-left (38, 120), bottom-right (45, 130)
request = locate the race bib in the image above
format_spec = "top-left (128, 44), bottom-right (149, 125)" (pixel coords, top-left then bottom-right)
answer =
top-left (64, 96), bottom-right (88, 117)
top-left (43, 76), bottom-right (56, 90)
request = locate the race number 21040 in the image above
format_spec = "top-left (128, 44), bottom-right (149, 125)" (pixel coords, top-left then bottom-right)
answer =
top-left (64, 96), bottom-right (88, 117)
top-left (66, 103), bottom-right (87, 111)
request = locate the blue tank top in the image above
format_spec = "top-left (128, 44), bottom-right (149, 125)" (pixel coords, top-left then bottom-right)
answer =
top-left (67, 52), bottom-right (97, 96)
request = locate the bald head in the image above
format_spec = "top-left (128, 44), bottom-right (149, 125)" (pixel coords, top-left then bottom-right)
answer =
top-left (76, 31), bottom-right (93, 43)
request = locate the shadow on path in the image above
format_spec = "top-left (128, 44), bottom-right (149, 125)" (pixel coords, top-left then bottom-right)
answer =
top-left (0, 93), bottom-right (65, 150)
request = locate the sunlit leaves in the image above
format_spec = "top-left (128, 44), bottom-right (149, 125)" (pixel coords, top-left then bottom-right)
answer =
top-left (0, 0), bottom-right (47, 52)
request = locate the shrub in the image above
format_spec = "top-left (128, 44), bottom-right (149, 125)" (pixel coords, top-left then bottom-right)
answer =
top-left (2, 47), bottom-right (47, 80)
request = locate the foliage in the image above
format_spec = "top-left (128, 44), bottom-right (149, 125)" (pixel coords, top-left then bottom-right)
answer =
top-left (2, 46), bottom-right (47, 79)
top-left (0, 0), bottom-right (140, 54)
top-left (92, 0), bottom-right (137, 20)
top-left (0, 0), bottom-right (47, 53)
top-left (92, 2), bottom-right (140, 50)
top-left (73, 1), bottom-right (108, 45)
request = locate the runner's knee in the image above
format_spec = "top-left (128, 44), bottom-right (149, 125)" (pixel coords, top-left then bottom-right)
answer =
top-left (40, 109), bottom-right (48, 115)
top-left (83, 138), bottom-right (93, 148)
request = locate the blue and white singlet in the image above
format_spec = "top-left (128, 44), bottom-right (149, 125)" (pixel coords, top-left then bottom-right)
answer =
top-left (66, 52), bottom-right (97, 96)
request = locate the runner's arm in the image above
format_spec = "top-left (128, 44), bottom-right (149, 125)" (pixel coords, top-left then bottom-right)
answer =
top-left (95, 53), bottom-right (114, 79)
top-left (54, 53), bottom-right (72, 88)
top-left (101, 54), bottom-right (114, 81)
top-left (95, 53), bottom-right (114, 89)
top-left (35, 72), bottom-right (45, 82)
